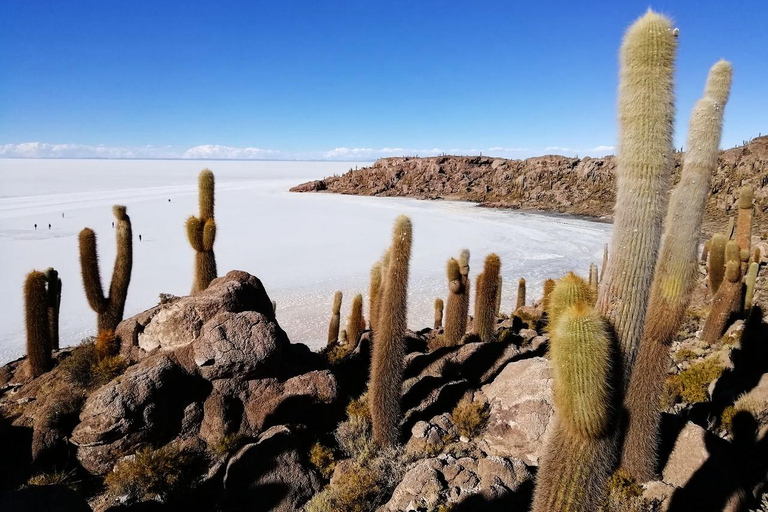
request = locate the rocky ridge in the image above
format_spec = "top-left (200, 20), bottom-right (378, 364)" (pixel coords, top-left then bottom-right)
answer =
top-left (292, 136), bottom-right (768, 236)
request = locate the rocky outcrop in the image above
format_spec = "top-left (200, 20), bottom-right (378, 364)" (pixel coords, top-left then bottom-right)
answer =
top-left (477, 357), bottom-right (554, 465)
top-left (223, 425), bottom-right (322, 512)
top-left (378, 454), bottom-right (532, 511)
top-left (292, 136), bottom-right (768, 235)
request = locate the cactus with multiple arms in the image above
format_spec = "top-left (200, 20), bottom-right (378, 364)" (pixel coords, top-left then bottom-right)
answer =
top-left (328, 291), bottom-right (342, 346)
top-left (79, 205), bottom-right (133, 333)
top-left (701, 252), bottom-right (744, 344)
top-left (472, 254), bottom-right (501, 342)
top-left (25, 271), bottom-right (53, 377)
top-left (187, 169), bottom-right (217, 293)
top-left (621, 59), bottom-right (732, 481)
top-left (370, 216), bottom-right (412, 447)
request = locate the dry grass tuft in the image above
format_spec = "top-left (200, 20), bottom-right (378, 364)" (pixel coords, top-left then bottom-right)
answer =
top-left (105, 445), bottom-right (195, 502)
top-left (451, 396), bottom-right (489, 439)
top-left (665, 357), bottom-right (724, 404)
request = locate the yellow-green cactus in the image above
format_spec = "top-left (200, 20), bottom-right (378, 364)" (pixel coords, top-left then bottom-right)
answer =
top-left (596, 10), bottom-right (678, 388)
top-left (346, 293), bottom-right (365, 347)
top-left (547, 272), bottom-right (595, 326)
top-left (434, 298), bottom-right (444, 329)
top-left (622, 59), bottom-right (732, 482)
top-left (515, 277), bottom-right (526, 311)
top-left (187, 169), bottom-right (217, 293)
top-left (328, 291), bottom-right (342, 346)
top-left (708, 233), bottom-right (728, 293)
top-left (472, 254), bottom-right (501, 342)
top-left (444, 257), bottom-right (466, 345)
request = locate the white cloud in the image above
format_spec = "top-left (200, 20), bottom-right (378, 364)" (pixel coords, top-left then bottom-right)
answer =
top-left (0, 142), bottom-right (615, 161)
top-left (181, 145), bottom-right (280, 160)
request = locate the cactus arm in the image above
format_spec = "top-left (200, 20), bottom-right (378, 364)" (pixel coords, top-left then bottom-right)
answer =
top-left (328, 291), bottom-right (342, 345)
top-left (106, 206), bottom-right (133, 331)
top-left (79, 228), bottom-right (107, 314)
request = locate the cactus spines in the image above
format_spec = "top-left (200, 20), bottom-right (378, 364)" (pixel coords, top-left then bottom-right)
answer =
top-left (370, 215), bottom-right (412, 447)
top-left (550, 303), bottom-right (614, 438)
top-left (701, 256), bottom-right (743, 345)
top-left (621, 59), bottom-right (732, 482)
top-left (753, 247), bottom-right (762, 264)
top-left (532, 297), bottom-right (616, 512)
top-left (346, 293), bottom-right (365, 347)
top-left (188, 169), bottom-right (217, 294)
top-left (328, 291), bottom-right (343, 346)
top-left (79, 205), bottom-right (133, 333)
top-left (744, 262), bottom-right (758, 313)
top-left (708, 233), bottom-right (727, 293)
top-left (542, 278), bottom-right (556, 312)
top-left (370, 262), bottom-right (382, 330)
top-left (601, 243), bottom-right (609, 282)
top-left (596, 10), bottom-right (677, 389)
top-left (494, 275), bottom-right (503, 317)
top-left (736, 186), bottom-right (754, 273)
top-left (25, 271), bottom-right (53, 377)
top-left (515, 278), bottom-right (526, 311)
top-left (45, 267), bottom-right (62, 351)
top-left (472, 254), bottom-right (501, 342)
top-left (444, 258), bottom-right (466, 346)
top-left (434, 298), bottom-right (444, 329)
top-left (546, 272), bottom-right (595, 326)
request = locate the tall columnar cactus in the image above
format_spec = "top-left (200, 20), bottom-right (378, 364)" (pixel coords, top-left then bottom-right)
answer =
top-left (444, 258), bottom-right (466, 346)
top-left (45, 267), bottom-right (62, 351)
top-left (434, 298), bottom-right (444, 329)
top-left (369, 262), bottom-right (382, 330)
top-left (601, 243), bottom-right (609, 282)
top-left (532, 278), bottom-right (616, 512)
top-left (346, 293), bottom-right (365, 347)
top-left (542, 278), bottom-right (556, 312)
top-left (494, 275), bottom-right (503, 317)
top-left (596, 11), bottom-right (678, 388)
top-left (372, 250), bottom-right (392, 333)
top-left (370, 215), bottom-right (412, 447)
top-left (589, 264), bottom-right (598, 293)
top-left (79, 205), bottom-right (133, 333)
top-left (708, 233), bottom-right (727, 293)
top-left (546, 273), bottom-right (595, 326)
top-left (187, 169), bottom-right (217, 294)
top-left (701, 242), bottom-right (743, 344)
top-left (515, 277), bottom-right (526, 311)
top-left (744, 262), bottom-right (758, 314)
top-left (735, 186), bottom-right (754, 274)
top-left (701, 240), bottom-right (711, 263)
top-left (458, 249), bottom-right (471, 336)
top-left (473, 254), bottom-right (501, 342)
top-left (753, 247), bottom-right (761, 265)
top-left (25, 271), bottom-right (53, 377)
top-left (621, 60), bottom-right (732, 482)
top-left (327, 291), bottom-right (343, 346)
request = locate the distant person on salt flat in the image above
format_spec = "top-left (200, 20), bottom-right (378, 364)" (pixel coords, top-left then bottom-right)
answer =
top-left (34, 224), bottom-right (37, 230)
top-left (48, 224), bottom-right (51, 229)
top-left (139, 234), bottom-right (142, 242)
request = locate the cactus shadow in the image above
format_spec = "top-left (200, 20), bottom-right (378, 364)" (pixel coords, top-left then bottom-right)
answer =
top-left (666, 411), bottom-right (768, 512)
top-left (451, 478), bottom-right (535, 511)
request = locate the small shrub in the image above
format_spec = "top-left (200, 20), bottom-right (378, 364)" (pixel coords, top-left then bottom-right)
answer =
top-left (59, 341), bottom-right (127, 390)
top-left (310, 443), bottom-right (336, 479)
top-left (722, 393), bottom-right (767, 432)
top-left (346, 394), bottom-right (370, 421)
top-left (451, 397), bottom-right (490, 439)
top-left (335, 415), bottom-right (374, 459)
top-left (27, 471), bottom-right (71, 487)
top-left (673, 348), bottom-right (698, 363)
top-left (212, 433), bottom-right (244, 457)
top-left (95, 330), bottom-right (119, 359)
top-left (666, 357), bottom-right (724, 404)
top-left (105, 445), bottom-right (195, 503)
top-left (601, 470), bottom-right (651, 512)
top-left (92, 355), bottom-right (127, 388)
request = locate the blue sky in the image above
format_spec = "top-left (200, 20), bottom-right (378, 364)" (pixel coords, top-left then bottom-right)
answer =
top-left (1, 1), bottom-right (766, 160)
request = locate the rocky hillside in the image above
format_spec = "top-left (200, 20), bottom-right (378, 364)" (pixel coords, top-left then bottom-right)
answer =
top-left (292, 136), bottom-right (768, 236)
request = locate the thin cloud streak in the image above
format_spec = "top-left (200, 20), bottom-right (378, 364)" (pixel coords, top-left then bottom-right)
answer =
top-left (0, 142), bottom-right (617, 161)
